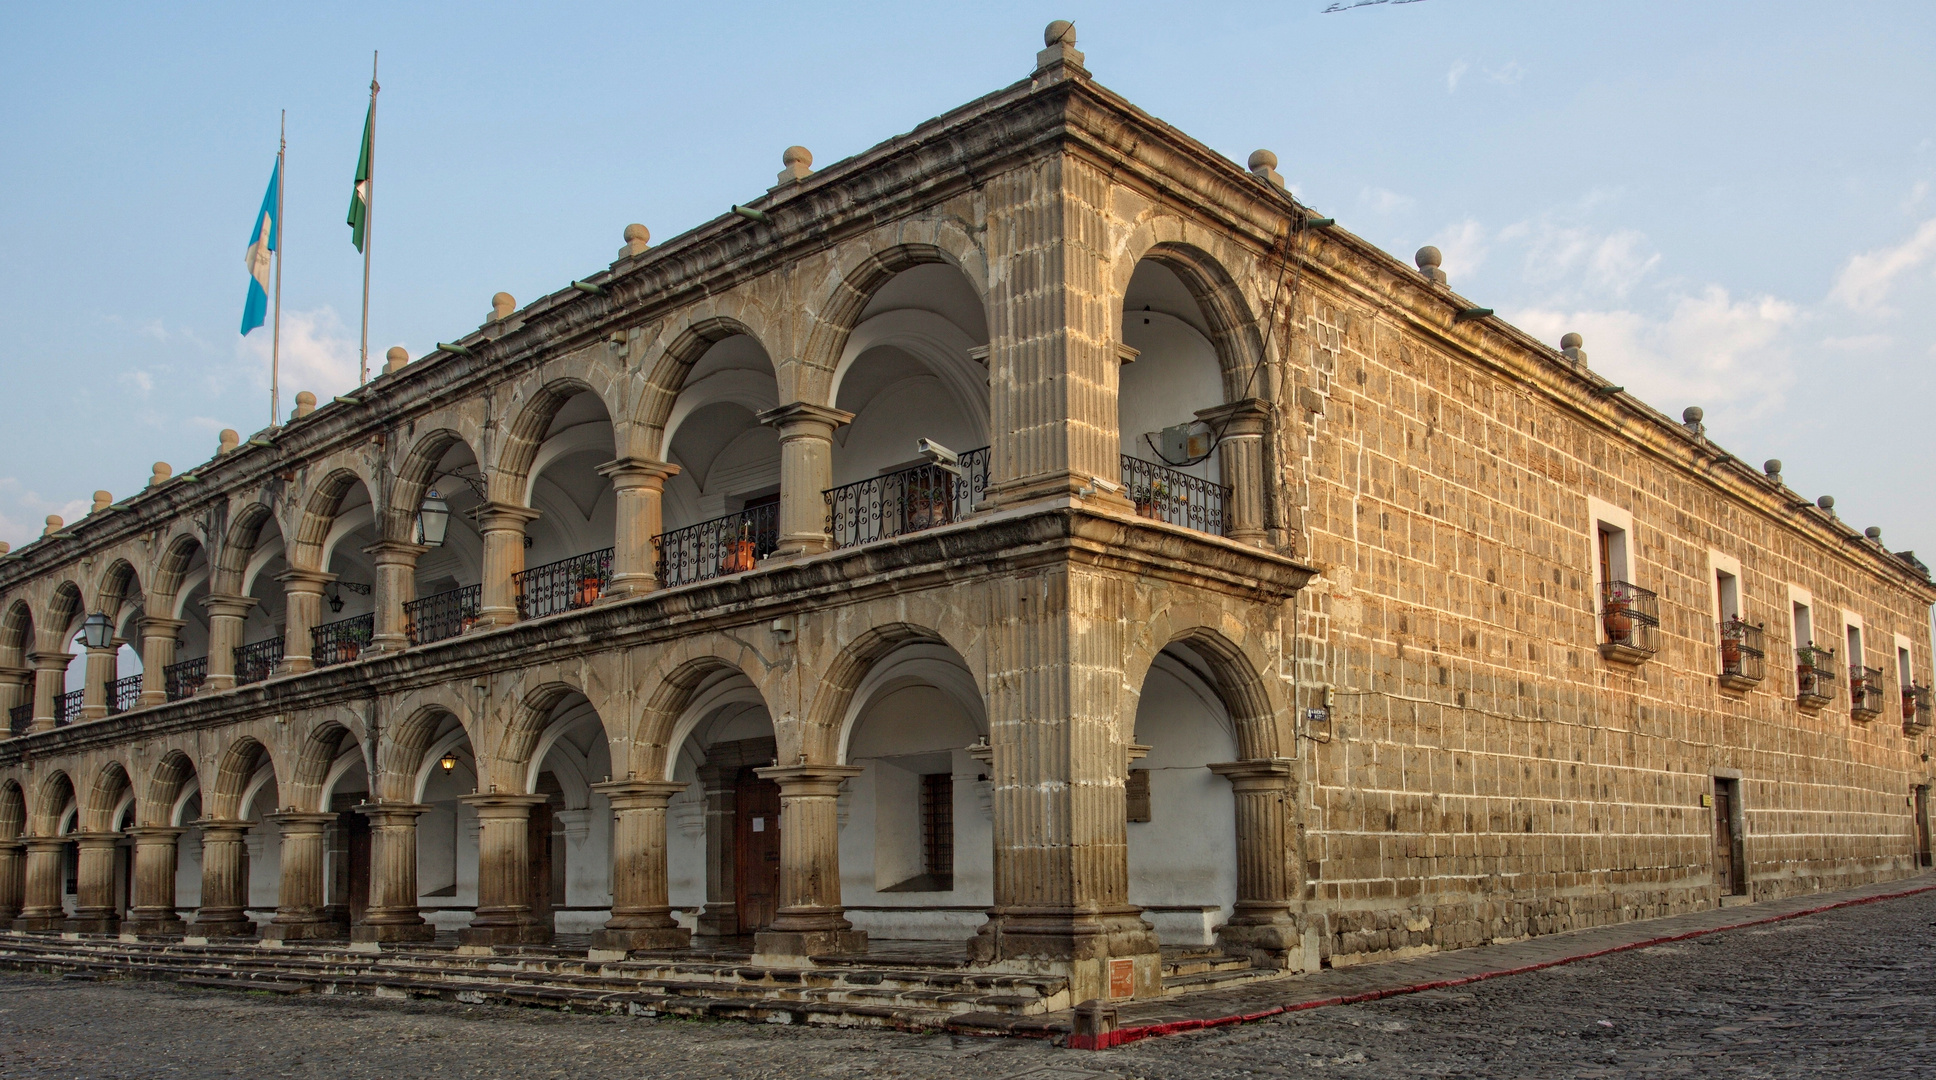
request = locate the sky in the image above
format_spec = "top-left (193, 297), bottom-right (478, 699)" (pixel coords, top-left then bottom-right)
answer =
top-left (2, 1), bottom-right (1933, 559)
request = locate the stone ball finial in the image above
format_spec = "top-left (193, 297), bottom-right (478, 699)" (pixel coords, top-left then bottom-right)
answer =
top-left (1036, 19), bottom-right (1085, 75)
top-left (491, 292), bottom-right (516, 322)
top-left (218, 429), bottom-right (239, 455)
top-left (775, 147), bottom-right (814, 186)
top-left (1561, 332), bottom-right (1583, 349)
top-left (294, 391), bottom-right (316, 418)
top-left (1683, 406), bottom-right (1704, 424)
top-left (1817, 495), bottom-right (1836, 512)
top-left (1046, 19), bottom-right (1076, 46)
top-left (1763, 459), bottom-right (1782, 478)
top-left (148, 462), bottom-right (172, 488)
top-left (0, 542), bottom-right (11, 557)
top-left (42, 515), bottom-right (62, 537)
top-left (91, 491), bottom-right (111, 514)
top-left (1416, 246), bottom-right (1447, 286)
top-left (1247, 149), bottom-right (1285, 189)
top-left (384, 346), bottom-right (409, 375)
top-left (1865, 526), bottom-right (1883, 540)
top-left (619, 223), bottom-right (651, 259)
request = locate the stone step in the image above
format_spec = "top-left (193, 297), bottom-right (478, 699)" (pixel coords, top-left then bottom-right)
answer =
top-left (1160, 963), bottom-right (1291, 996)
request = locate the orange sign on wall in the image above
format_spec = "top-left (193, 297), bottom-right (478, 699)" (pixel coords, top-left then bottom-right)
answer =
top-left (1108, 957), bottom-right (1134, 999)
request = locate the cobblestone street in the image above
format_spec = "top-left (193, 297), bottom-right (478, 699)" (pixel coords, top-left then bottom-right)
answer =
top-left (2, 887), bottom-right (1932, 1079)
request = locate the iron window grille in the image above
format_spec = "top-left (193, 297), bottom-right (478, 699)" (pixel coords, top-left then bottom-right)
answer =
top-left (164, 656), bottom-right (207, 700)
top-left (1719, 618), bottom-right (1765, 682)
top-left (107, 674), bottom-right (143, 715)
top-left (7, 704), bottom-right (29, 736)
top-left (405, 584), bottom-right (480, 646)
top-left (311, 614), bottom-right (374, 668)
top-left (1796, 644), bottom-right (1838, 704)
top-left (654, 502), bottom-right (781, 588)
top-left (826, 447), bottom-right (990, 551)
top-left (234, 638), bottom-right (285, 686)
top-left (1122, 455), bottom-right (1230, 537)
top-left (1907, 685), bottom-right (1933, 732)
top-left (1849, 665), bottom-right (1885, 717)
top-left (1600, 580), bottom-right (1660, 655)
top-left (515, 547), bottom-right (614, 620)
top-left (55, 689), bottom-right (84, 727)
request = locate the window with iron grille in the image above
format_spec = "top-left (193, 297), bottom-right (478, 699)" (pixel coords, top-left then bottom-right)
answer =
top-left (920, 772), bottom-right (953, 889)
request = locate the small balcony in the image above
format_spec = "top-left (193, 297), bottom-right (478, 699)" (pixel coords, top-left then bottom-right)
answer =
top-left (1796, 645), bottom-right (1836, 711)
top-left (1122, 455), bottom-right (1230, 536)
top-left (56, 689), bottom-right (84, 727)
top-left (165, 656), bottom-right (207, 701)
top-left (1598, 580), bottom-right (1660, 664)
top-left (1718, 619), bottom-right (1765, 691)
top-left (234, 638), bottom-right (284, 686)
top-left (1849, 665), bottom-right (1885, 721)
top-left (311, 613), bottom-right (375, 668)
top-left (656, 503), bottom-right (780, 588)
top-left (827, 447), bottom-right (989, 551)
top-left (107, 674), bottom-right (142, 715)
top-left (406, 584), bottom-right (480, 646)
top-left (8, 704), bottom-right (29, 736)
top-left (516, 548), bottom-right (613, 620)
top-left (1906, 685), bottom-right (1933, 734)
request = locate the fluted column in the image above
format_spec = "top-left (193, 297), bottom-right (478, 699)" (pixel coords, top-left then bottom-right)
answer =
top-left (138, 617), bottom-right (184, 706)
top-left (590, 780), bottom-right (687, 953)
top-left (350, 803), bottom-right (434, 943)
top-left (1193, 399), bottom-right (1272, 546)
top-left (694, 763), bottom-right (739, 938)
top-left (596, 458), bottom-right (680, 598)
top-left (0, 666), bottom-right (31, 739)
top-left (125, 826), bottom-right (188, 935)
top-left (193, 820), bottom-right (255, 937)
top-left (476, 504), bottom-right (542, 628)
top-left (276, 568), bottom-right (334, 674)
top-left (758, 403), bottom-right (853, 557)
top-left (80, 643), bottom-right (117, 721)
top-left (364, 541), bottom-right (429, 654)
top-left (66, 832), bottom-right (121, 934)
top-left (751, 764), bottom-right (864, 958)
top-left (0, 839), bottom-right (22, 924)
top-left (458, 793), bottom-right (550, 946)
top-left (200, 595), bottom-right (257, 691)
top-left (1208, 759), bottom-right (1303, 962)
top-left (14, 837), bottom-right (67, 931)
top-left (28, 650), bottom-right (70, 734)
top-left (261, 812), bottom-right (345, 941)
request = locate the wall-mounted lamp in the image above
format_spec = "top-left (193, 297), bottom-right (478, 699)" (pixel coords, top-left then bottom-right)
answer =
top-left (416, 489), bottom-right (450, 548)
top-left (80, 612), bottom-right (113, 651)
top-left (439, 750), bottom-right (459, 773)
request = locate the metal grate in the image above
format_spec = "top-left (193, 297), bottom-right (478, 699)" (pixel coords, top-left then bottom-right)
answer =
top-left (1719, 618), bottom-right (1765, 682)
top-left (164, 656), bottom-right (207, 700)
top-left (1797, 645), bottom-right (1838, 702)
top-left (8, 704), bottom-right (29, 736)
top-left (1908, 685), bottom-right (1933, 731)
top-left (921, 772), bottom-right (954, 888)
top-left (234, 638), bottom-right (284, 686)
top-left (108, 674), bottom-right (143, 715)
top-left (1600, 580), bottom-right (1660, 655)
top-left (1849, 665), bottom-right (1885, 716)
top-left (1121, 455), bottom-right (1230, 536)
top-left (405, 584), bottom-right (480, 645)
top-left (826, 447), bottom-right (990, 551)
top-left (654, 502), bottom-right (781, 587)
top-left (515, 548), bottom-right (613, 620)
top-left (56, 689), bottom-right (84, 727)
top-left (311, 613), bottom-right (374, 668)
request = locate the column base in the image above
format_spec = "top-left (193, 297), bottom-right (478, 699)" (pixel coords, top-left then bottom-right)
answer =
top-left (694, 904), bottom-right (739, 938)
top-left (591, 926), bottom-right (691, 953)
top-left (192, 916), bottom-right (257, 939)
top-left (968, 906), bottom-right (1163, 1001)
top-left (124, 916), bottom-right (188, 937)
top-left (457, 922), bottom-right (553, 947)
top-left (351, 921), bottom-right (437, 944)
top-left (754, 928), bottom-right (868, 959)
top-left (261, 919), bottom-right (348, 942)
top-left (13, 915), bottom-right (64, 933)
top-left (63, 916), bottom-right (119, 935)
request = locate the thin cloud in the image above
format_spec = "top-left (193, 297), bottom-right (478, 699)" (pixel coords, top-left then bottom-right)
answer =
top-left (1431, 219), bottom-right (1490, 277)
top-left (1829, 218), bottom-right (1936, 314)
top-left (1447, 61), bottom-right (1469, 93)
top-left (236, 306), bottom-right (361, 403)
top-left (1360, 187), bottom-right (1416, 215)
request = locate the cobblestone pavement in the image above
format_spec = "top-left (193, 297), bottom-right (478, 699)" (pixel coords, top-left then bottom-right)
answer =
top-left (2, 888), bottom-right (1932, 1079)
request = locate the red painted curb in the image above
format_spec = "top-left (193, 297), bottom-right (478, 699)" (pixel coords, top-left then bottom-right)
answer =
top-left (1062, 882), bottom-right (1936, 1051)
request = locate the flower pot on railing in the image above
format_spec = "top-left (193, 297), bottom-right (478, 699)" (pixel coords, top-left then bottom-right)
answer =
top-left (1721, 638), bottom-right (1742, 671)
top-left (577, 576), bottom-right (602, 608)
top-left (1603, 599), bottom-right (1633, 643)
top-left (722, 539), bottom-right (757, 574)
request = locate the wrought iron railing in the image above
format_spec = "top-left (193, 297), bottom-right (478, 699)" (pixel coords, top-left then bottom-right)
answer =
top-left (311, 613), bottom-right (374, 668)
top-left (1907, 685), bottom-right (1933, 731)
top-left (515, 547), bottom-right (613, 620)
top-left (1599, 580), bottom-right (1660, 655)
top-left (1849, 665), bottom-right (1885, 716)
top-left (405, 584), bottom-right (480, 645)
top-left (655, 503), bottom-right (781, 587)
top-left (56, 689), bottom-right (84, 727)
top-left (8, 704), bottom-right (29, 736)
top-left (1121, 455), bottom-right (1230, 536)
top-left (165, 656), bottom-right (207, 700)
top-left (1797, 645), bottom-right (1837, 703)
top-left (108, 674), bottom-right (143, 715)
top-left (234, 638), bottom-right (284, 686)
top-left (826, 447), bottom-right (990, 550)
top-left (1719, 619), bottom-right (1765, 682)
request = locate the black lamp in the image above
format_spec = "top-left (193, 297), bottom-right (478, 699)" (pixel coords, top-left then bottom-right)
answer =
top-left (80, 612), bottom-right (113, 651)
top-left (439, 750), bottom-right (459, 773)
top-left (327, 588), bottom-right (344, 614)
top-left (416, 489), bottom-right (450, 548)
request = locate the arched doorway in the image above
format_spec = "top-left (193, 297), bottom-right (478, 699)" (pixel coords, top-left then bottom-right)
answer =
top-left (664, 666), bottom-right (779, 939)
top-left (1128, 643), bottom-right (1239, 946)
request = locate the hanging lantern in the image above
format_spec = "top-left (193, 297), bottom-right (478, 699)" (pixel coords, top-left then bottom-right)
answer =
top-left (439, 750), bottom-right (459, 773)
top-left (416, 489), bottom-right (450, 548)
top-left (327, 588), bottom-right (345, 614)
top-left (79, 611), bottom-right (113, 651)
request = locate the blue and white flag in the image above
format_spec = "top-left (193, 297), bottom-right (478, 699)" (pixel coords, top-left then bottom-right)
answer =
top-left (241, 159), bottom-right (280, 335)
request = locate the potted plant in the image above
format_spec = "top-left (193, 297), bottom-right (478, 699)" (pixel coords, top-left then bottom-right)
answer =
top-left (577, 573), bottom-right (603, 607)
top-left (1135, 480), bottom-right (1169, 520)
top-left (722, 521), bottom-right (758, 574)
top-left (1603, 586), bottom-right (1633, 643)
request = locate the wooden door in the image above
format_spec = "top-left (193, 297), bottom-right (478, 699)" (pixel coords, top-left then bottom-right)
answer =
top-left (734, 770), bottom-right (781, 933)
top-left (1713, 781), bottom-right (1740, 895)
top-left (343, 812), bottom-right (371, 924)
top-left (1918, 786), bottom-right (1933, 869)
top-left (527, 801), bottom-right (554, 926)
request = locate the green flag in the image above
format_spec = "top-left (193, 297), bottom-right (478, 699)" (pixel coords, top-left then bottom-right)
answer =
top-left (347, 102), bottom-right (373, 252)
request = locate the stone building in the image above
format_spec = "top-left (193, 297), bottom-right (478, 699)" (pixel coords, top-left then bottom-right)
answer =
top-left (0, 23), bottom-right (1929, 1007)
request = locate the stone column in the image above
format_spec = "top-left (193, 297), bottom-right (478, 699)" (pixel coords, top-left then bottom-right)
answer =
top-left (200, 595), bottom-right (258, 691)
top-left (14, 837), bottom-right (67, 931)
top-left (476, 504), bottom-right (542, 628)
top-left (260, 812), bottom-right (345, 941)
top-left (0, 666), bottom-right (31, 738)
top-left (0, 839), bottom-right (22, 924)
top-left (757, 403), bottom-right (853, 557)
top-left (80, 643), bottom-right (117, 721)
top-left (694, 763), bottom-right (740, 938)
top-left (28, 651), bottom-right (71, 734)
top-left (752, 764), bottom-right (865, 958)
top-left (458, 793), bottom-right (550, 946)
top-left (1208, 759), bottom-right (1303, 962)
top-left (596, 458), bottom-right (680, 598)
top-left (364, 541), bottom-right (429, 654)
top-left (590, 780), bottom-right (688, 953)
top-left (125, 826), bottom-right (188, 935)
top-left (276, 568), bottom-right (335, 674)
top-left (968, 568), bottom-right (1161, 1002)
top-left (352, 803), bottom-right (434, 943)
top-left (66, 832), bottom-right (121, 934)
top-left (1193, 399), bottom-right (1272, 546)
top-left (193, 820), bottom-right (255, 937)
top-left (138, 616), bottom-right (184, 706)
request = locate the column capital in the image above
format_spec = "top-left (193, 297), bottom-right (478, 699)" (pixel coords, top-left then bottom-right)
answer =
top-left (28, 651), bottom-right (72, 671)
top-left (1193, 397), bottom-right (1274, 437)
top-left (138, 615), bottom-right (186, 636)
top-left (265, 811), bottom-right (338, 832)
top-left (352, 802), bottom-right (432, 825)
top-left (275, 567), bottom-right (336, 592)
top-left (1208, 758), bottom-right (1297, 784)
top-left (193, 818), bottom-right (255, 839)
top-left (362, 539), bottom-right (430, 564)
top-left (591, 779), bottom-right (687, 809)
top-left (753, 763), bottom-right (863, 795)
top-left (69, 832), bottom-right (122, 850)
top-left (200, 593), bottom-right (259, 619)
top-left (476, 502), bottom-right (543, 530)
top-left (458, 792), bottom-right (549, 816)
top-left (596, 457), bottom-right (681, 487)
top-left (123, 825), bottom-right (188, 841)
top-left (757, 402), bottom-right (854, 436)
top-left (22, 836), bottom-right (68, 853)
top-left (0, 665), bottom-right (32, 684)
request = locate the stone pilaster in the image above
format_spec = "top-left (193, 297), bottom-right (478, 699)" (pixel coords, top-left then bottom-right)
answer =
top-left (80, 644), bottom-right (116, 721)
top-left (193, 820), bottom-right (256, 937)
top-left (757, 403), bottom-right (853, 557)
top-left (596, 458), bottom-right (680, 598)
top-left (28, 651), bottom-right (71, 734)
top-left (276, 568), bottom-right (335, 674)
top-left (694, 763), bottom-right (740, 938)
top-left (458, 793), bottom-right (551, 946)
top-left (125, 826), bottom-right (188, 935)
top-left (14, 837), bottom-right (67, 931)
top-left (752, 764), bottom-right (865, 958)
top-left (138, 617), bottom-right (184, 706)
top-left (476, 504), bottom-right (542, 628)
top-left (364, 541), bottom-right (429, 655)
top-left (1208, 759), bottom-right (1303, 962)
top-left (1194, 399), bottom-right (1272, 546)
top-left (66, 832), bottom-right (121, 934)
top-left (590, 780), bottom-right (688, 953)
top-left (200, 595), bottom-right (258, 691)
top-left (352, 803), bottom-right (435, 943)
top-left (0, 839), bottom-right (22, 924)
top-left (260, 812), bottom-right (346, 941)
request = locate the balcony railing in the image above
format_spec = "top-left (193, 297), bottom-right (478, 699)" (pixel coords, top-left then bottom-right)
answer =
top-left (827, 447), bottom-right (990, 551)
top-left (234, 638), bottom-right (284, 686)
top-left (1599, 580), bottom-right (1660, 658)
top-left (655, 503), bottom-right (781, 587)
top-left (405, 584), bottom-right (479, 646)
top-left (1122, 455), bottom-right (1230, 536)
top-left (1907, 685), bottom-right (1933, 732)
top-left (108, 674), bottom-right (143, 715)
top-left (1718, 619), bottom-right (1765, 685)
top-left (516, 547), bottom-right (613, 620)
top-left (8, 704), bottom-right (29, 736)
top-left (165, 656), bottom-right (207, 700)
top-left (1797, 645), bottom-right (1837, 706)
top-left (56, 689), bottom-right (84, 727)
top-left (312, 614), bottom-right (375, 668)
top-left (1849, 665), bottom-right (1885, 718)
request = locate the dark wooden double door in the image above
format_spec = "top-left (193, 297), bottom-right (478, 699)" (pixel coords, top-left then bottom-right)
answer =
top-left (734, 769), bottom-right (781, 934)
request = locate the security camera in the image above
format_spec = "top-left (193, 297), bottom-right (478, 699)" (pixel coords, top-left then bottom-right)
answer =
top-left (917, 439), bottom-right (958, 467)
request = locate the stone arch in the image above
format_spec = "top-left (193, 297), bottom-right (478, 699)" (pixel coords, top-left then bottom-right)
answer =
top-left (43, 580), bottom-right (85, 649)
top-left (0, 600), bottom-right (35, 669)
top-left (641, 651), bottom-right (783, 783)
top-left (151, 532), bottom-right (206, 621)
top-left (385, 428), bottom-right (483, 542)
top-left (288, 718), bottom-right (362, 813)
top-left (94, 559), bottom-right (143, 623)
top-left (214, 502), bottom-right (278, 595)
top-left (802, 621), bottom-right (986, 764)
top-left (31, 770), bottom-right (74, 835)
top-left (1114, 229), bottom-right (1274, 401)
top-left (290, 467), bottom-right (375, 571)
top-left (80, 759), bottom-right (133, 833)
top-left (798, 242), bottom-right (989, 407)
top-left (494, 680), bottom-right (596, 794)
top-left (1126, 621), bottom-right (1281, 761)
top-left (490, 377), bottom-right (613, 505)
top-left (382, 700), bottom-right (476, 804)
top-left (207, 736), bottom-right (275, 821)
top-left (144, 750), bottom-right (198, 827)
top-left (636, 316), bottom-right (773, 450)
top-left (0, 779), bottom-right (24, 840)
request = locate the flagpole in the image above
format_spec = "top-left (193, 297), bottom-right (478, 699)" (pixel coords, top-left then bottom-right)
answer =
top-left (359, 51), bottom-right (378, 386)
top-left (271, 110), bottom-right (285, 428)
